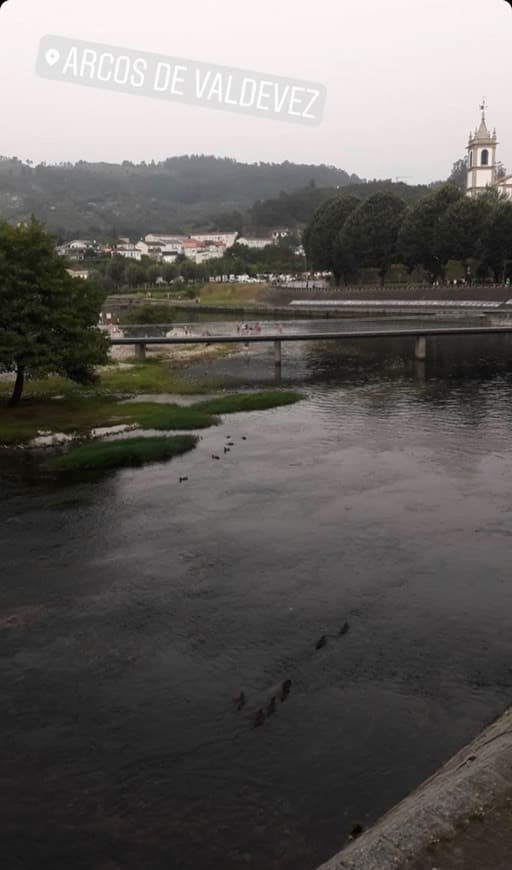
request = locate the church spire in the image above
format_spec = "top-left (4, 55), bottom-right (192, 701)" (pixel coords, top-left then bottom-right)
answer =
top-left (466, 101), bottom-right (498, 197)
top-left (474, 98), bottom-right (492, 141)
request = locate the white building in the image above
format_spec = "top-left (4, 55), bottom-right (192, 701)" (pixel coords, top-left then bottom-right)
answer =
top-left (237, 237), bottom-right (274, 249)
top-left (143, 232), bottom-right (230, 263)
top-left (136, 240), bottom-right (166, 259)
top-left (67, 267), bottom-right (90, 280)
top-left (161, 244), bottom-right (183, 263)
top-left (193, 232), bottom-right (238, 247)
top-left (145, 233), bottom-right (188, 247)
top-left (194, 249), bottom-right (224, 265)
top-left (115, 243), bottom-right (142, 261)
top-left (56, 239), bottom-right (95, 260)
top-left (466, 102), bottom-right (512, 199)
top-left (69, 239), bottom-right (91, 250)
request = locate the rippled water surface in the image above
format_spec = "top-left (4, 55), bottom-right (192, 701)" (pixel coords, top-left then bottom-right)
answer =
top-left (3, 323), bottom-right (512, 869)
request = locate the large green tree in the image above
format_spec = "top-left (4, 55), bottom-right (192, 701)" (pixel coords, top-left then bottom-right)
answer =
top-left (0, 219), bottom-right (109, 405)
top-left (438, 193), bottom-right (495, 267)
top-left (480, 199), bottom-right (512, 281)
top-left (303, 194), bottom-right (360, 283)
top-left (398, 183), bottom-right (463, 280)
top-left (125, 262), bottom-right (147, 288)
top-left (107, 255), bottom-right (127, 288)
top-left (340, 192), bottom-right (405, 286)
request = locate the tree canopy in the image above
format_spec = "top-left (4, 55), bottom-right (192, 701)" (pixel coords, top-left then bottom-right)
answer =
top-left (303, 194), bottom-right (360, 283)
top-left (339, 193), bottom-right (406, 286)
top-left (438, 194), bottom-right (495, 266)
top-left (480, 199), bottom-right (512, 280)
top-left (0, 219), bottom-right (109, 405)
top-left (303, 181), bottom-right (512, 286)
top-left (398, 184), bottom-right (463, 279)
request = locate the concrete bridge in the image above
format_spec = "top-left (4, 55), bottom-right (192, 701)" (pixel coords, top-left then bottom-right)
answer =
top-left (110, 323), bottom-right (512, 371)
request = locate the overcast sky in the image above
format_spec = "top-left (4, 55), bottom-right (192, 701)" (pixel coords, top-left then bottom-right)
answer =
top-left (1, 0), bottom-right (512, 184)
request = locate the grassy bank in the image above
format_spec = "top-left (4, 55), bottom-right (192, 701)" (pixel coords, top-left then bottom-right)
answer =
top-left (198, 282), bottom-right (269, 305)
top-left (0, 398), bottom-right (219, 446)
top-left (195, 390), bottom-right (303, 414)
top-left (0, 361), bottom-right (216, 403)
top-left (0, 367), bottom-right (305, 446)
top-left (47, 435), bottom-right (198, 473)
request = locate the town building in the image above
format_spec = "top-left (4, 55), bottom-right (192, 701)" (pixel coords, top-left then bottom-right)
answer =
top-left (237, 237), bottom-right (274, 249)
top-left (143, 233), bottom-right (228, 264)
top-left (193, 232), bottom-right (238, 248)
top-left (466, 101), bottom-right (512, 199)
top-left (66, 267), bottom-right (90, 280)
top-left (114, 242), bottom-right (142, 261)
top-left (56, 239), bottom-right (95, 260)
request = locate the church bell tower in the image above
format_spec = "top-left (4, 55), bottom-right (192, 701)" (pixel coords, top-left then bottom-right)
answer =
top-left (466, 100), bottom-right (498, 197)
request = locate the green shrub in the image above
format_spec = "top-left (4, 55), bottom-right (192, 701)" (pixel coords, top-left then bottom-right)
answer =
top-left (47, 435), bottom-right (198, 472)
top-left (193, 390), bottom-right (304, 415)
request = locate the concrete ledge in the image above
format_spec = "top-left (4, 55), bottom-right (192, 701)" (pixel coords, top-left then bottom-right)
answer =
top-left (318, 708), bottom-right (512, 870)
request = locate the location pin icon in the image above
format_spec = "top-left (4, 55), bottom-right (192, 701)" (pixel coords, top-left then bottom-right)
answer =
top-left (45, 48), bottom-right (60, 67)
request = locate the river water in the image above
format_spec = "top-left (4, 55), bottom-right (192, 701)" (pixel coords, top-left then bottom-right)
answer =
top-left (3, 319), bottom-right (512, 870)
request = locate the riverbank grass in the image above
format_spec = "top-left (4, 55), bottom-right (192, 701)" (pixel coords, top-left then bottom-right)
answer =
top-left (0, 399), bottom-right (219, 446)
top-left (198, 282), bottom-right (269, 305)
top-left (0, 361), bottom-right (216, 402)
top-left (47, 435), bottom-right (198, 473)
top-left (0, 391), bottom-right (304, 446)
top-left (195, 390), bottom-right (303, 414)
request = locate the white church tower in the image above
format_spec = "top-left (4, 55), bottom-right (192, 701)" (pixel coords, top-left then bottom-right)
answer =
top-left (466, 100), bottom-right (498, 197)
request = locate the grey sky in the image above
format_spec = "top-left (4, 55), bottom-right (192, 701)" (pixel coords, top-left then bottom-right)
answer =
top-left (1, 0), bottom-right (511, 184)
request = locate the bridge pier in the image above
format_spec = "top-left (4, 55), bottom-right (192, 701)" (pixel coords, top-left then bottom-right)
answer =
top-left (135, 343), bottom-right (147, 361)
top-left (415, 359), bottom-right (426, 382)
top-left (274, 340), bottom-right (282, 372)
top-left (415, 335), bottom-right (426, 361)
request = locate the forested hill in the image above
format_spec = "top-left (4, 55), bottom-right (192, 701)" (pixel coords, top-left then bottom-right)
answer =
top-left (0, 154), bottom-right (361, 240)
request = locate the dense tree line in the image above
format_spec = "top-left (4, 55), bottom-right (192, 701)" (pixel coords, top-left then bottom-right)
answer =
top-left (303, 184), bottom-right (512, 286)
top-left (87, 255), bottom-right (209, 293)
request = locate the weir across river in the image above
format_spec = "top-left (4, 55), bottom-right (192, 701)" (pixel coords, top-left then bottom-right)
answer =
top-left (110, 322), bottom-right (512, 370)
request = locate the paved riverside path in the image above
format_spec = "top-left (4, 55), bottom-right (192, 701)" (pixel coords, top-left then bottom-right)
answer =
top-left (318, 707), bottom-right (512, 870)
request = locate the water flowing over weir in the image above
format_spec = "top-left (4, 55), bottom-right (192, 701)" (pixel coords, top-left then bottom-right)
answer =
top-left (4, 322), bottom-right (512, 869)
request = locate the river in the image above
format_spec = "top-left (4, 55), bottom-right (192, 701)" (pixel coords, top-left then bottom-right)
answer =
top-left (3, 320), bottom-right (512, 869)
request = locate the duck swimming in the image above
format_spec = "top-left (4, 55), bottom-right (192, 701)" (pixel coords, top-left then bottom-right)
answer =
top-left (280, 679), bottom-right (292, 702)
top-left (254, 709), bottom-right (265, 728)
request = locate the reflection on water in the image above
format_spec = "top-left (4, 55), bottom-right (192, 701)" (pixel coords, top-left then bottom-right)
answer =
top-left (3, 325), bottom-right (512, 869)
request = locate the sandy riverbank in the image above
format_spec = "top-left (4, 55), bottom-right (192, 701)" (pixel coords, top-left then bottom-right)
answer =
top-left (109, 341), bottom-right (238, 365)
